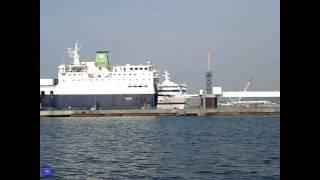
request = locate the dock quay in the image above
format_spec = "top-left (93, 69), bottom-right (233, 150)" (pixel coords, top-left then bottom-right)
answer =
top-left (40, 107), bottom-right (280, 117)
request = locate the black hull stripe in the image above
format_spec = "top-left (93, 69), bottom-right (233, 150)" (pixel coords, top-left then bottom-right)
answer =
top-left (40, 94), bottom-right (157, 109)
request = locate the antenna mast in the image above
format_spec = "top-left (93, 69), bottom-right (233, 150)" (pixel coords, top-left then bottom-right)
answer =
top-left (67, 41), bottom-right (81, 65)
top-left (208, 51), bottom-right (211, 72)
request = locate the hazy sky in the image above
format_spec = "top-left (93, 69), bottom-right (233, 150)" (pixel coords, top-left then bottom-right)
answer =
top-left (41, 0), bottom-right (279, 93)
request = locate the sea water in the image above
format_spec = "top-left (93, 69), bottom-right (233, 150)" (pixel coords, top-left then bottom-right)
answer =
top-left (40, 115), bottom-right (280, 179)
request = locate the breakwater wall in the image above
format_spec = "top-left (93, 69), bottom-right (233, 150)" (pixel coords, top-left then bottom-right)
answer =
top-left (40, 107), bottom-right (280, 117)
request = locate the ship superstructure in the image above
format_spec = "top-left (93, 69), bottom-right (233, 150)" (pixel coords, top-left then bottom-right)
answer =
top-left (157, 70), bottom-right (189, 109)
top-left (40, 42), bottom-right (159, 110)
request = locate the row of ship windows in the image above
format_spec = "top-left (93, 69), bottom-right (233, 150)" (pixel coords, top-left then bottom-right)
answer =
top-left (128, 85), bottom-right (148, 88)
top-left (158, 90), bottom-right (186, 92)
top-left (62, 79), bottom-right (151, 81)
top-left (113, 73), bottom-right (149, 76)
top-left (134, 67), bottom-right (148, 70)
top-left (66, 74), bottom-right (84, 76)
top-left (62, 67), bottom-right (150, 72)
top-left (63, 73), bottom-right (148, 76)
top-left (117, 67), bottom-right (149, 71)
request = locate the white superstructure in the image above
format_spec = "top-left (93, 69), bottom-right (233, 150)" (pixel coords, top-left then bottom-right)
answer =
top-left (54, 42), bottom-right (158, 95)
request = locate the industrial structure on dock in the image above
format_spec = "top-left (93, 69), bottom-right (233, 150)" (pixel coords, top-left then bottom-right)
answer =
top-left (201, 51), bottom-right (219, 108)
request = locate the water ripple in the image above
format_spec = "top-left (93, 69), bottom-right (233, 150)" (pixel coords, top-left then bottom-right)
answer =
top-left (41, 116), bottom-right (279, 179)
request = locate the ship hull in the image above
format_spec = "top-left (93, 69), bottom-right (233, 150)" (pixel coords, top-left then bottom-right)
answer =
top-left (40, 94), bottom-right (157, 110)
top-left (157, 103), bottom-right (186, 110)
top-left (157, 95), bottom-right (187, 110)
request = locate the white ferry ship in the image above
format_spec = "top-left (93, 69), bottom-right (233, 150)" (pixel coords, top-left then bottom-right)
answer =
top-left (157, 70), bottom-right (189, 109)
top-left (40, 42), bottom-right (159, 110)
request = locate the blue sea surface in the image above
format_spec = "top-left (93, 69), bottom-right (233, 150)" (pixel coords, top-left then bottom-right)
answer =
top-left (40, 116), bottom-right (280, 179)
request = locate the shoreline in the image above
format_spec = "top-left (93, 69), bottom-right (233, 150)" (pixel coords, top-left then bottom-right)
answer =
top-left (40, 107), bottom-right (280, 117)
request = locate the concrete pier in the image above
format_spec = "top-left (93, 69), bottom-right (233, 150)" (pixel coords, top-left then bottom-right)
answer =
top-left (40, 107), bottom-right (280, 117)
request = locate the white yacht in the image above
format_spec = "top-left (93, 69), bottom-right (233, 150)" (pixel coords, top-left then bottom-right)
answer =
top-left (157, 70), bottom-right (189, 109)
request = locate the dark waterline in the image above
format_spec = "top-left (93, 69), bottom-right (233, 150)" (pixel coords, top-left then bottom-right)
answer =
top-left (40, 116), bottom-right (280, 179)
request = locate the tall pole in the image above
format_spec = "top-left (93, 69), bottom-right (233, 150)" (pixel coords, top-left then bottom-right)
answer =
top-left (205, 50), bottom-right (213, 95)
top-left (208, 51), bottom-right (211, 72)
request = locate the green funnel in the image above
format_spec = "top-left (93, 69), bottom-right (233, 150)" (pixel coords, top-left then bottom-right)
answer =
top-left (95, 51), bottom-right (110, 69)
